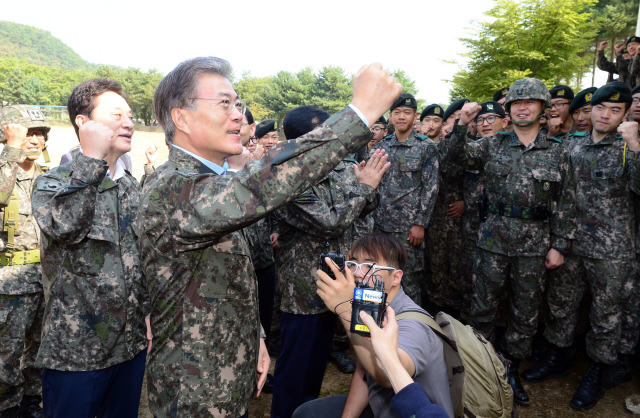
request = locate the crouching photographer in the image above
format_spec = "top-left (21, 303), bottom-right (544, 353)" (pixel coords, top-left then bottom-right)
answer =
top-left (293, 233), bottom-right (454, 418)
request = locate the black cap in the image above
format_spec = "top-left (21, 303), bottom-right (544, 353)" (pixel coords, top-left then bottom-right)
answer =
top-left (569, 87), bottom-right (597, 113)
top-left (477, 101), bottom-right (505, 118)
top-left (493, 87), bottom-right (509, 102)
top-left (632, 85), bottom-right (640, 96)
top-left (443, 98), bottom-right (469, 122)
top-left (623, 47), bottom-right (630, 54)
top-left (255, 119), bottom-right (277, 139)
top-left (591, 81), bottom-right (632, 107)
top-left (420, 104), bottom-right (445, 121)
top-left (373, 116), bottom-right (387, 126)
top-left (628, 36), bottom-right (640, 45)
top-left (549, 85), bottom-right (575, 101)
top-left (390, 93), bottom-right (417, 112)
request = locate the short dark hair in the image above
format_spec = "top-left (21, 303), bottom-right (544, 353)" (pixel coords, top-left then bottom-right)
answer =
top-left (283, 105), bottom-right (330, 140)
top-left (68, 78), bottom-right (126, 139)
top-left (245, 107), bottom-right (254, 125)
top-left (348, 233), bottom-right (407, 271)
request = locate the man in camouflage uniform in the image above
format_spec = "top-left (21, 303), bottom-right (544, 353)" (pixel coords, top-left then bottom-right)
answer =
top-left (270, 106), bottom-right (387, 418)
top-left (523, 82), bottom-right (640, 410)
top-left (569, 87), bottom-right (597, 134)
top-left (448, 79), bottom-right (576, 406)
top-left (0, 106), bottom-right (50, 418)
top-left (543, 85), bottom-right (576, 141)
top-left (372, 93), bottom-right (440, 306)
top-left (31, 79), bottom-right (150, 417)
top-left (626, 36), bottom-right (640, 88)
top-left (138, 57), bottom-right (400, 418)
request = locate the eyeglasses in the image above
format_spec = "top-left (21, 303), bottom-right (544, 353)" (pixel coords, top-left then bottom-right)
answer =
top-left (633, 97), bottom-right (640, 104)
top-left (550, 101), bottom-right (570, 110)
top-left (345, 261), bottom-right (396, 277)
top-left (189, 98), bottom-right (246, 115)
top-left (27, 130), bottom-right (46, 139)
top-left (474, 115), bottom-right (502, 125)
top-left (249, 136), bottom-right (258, 144)
top-left (370, 127), bottom-right (385, 133)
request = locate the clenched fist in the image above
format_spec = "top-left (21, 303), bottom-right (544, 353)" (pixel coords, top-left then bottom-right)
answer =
top-left (618, 121), bottom-right (640, 150)
top-left (546, 116), bottom-right (563, 138)
top-left (351, 63), bottom-right (403, 127)
top-left (80, 120), bottom-right (113, 160)
top-left (459, 102), bottom-right (482, 126)
top-left (3, 124), bottom-right (28, 150)
top-left (145, 145), bottom-right (159, 166)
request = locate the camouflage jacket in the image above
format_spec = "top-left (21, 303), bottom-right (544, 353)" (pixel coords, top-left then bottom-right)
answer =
top-left (630, 54), bottom-right (640, 89)
top-left (0, 146), bottom-right (44, 294)
top-left (449, 123), bottom-right (576, 257)
top-left (371, 132), bottom-right (440, 233)
top-left (31, 153), bottom-right (148, 371)
top-left (243, 217), bottom-right (274, 270)
top-left (540, 125), bottom-right (576, 142)
top-left (139, 107), bottom-right (371, 417)
top-left (462, 136), bottom-right (483, 240)
top-left (597, 49), bottom-right (626, 83)
top-left (273, 159), bottom-right (379, 315)
top-left (429, 137), bottom-right (465, 233)
top-left (567, 131), bottom-right (640, 259)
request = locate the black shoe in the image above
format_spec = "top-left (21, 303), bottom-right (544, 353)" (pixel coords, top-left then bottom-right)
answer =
top-left (0, 405), bottom-right (23, 418)
top-left (521, 344), bottom-right (569, 383)
top-left (570, 361), bottom-right (606, 411)
top-left (262, 373), bottom-right (273, 394)
top-left (507, 360), bottom-right (529, 406)
top-left (268, 337), bottom-right (281, 358)
top-left (19, 395), bottom-right (43, 418)
top-left (329, 349), bottom-right (356, 374)
top-left (603, 356), bottom-right (632, 389)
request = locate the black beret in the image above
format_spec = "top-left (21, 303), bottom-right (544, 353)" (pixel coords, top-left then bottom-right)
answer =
top-left (591, 81), bottom-right (632, 107)
top-left (255, 119), bottom-right (277, 139)
top-left (390, 93), bottom-right (417, 111)
top-left (420, 104), bottom-right (445, 121)
top-left (374, 116), bottom-right (387, 126)
top-left (493, 87), bottom-right (509, 102)
top-left (628, 36), bottom-right (640, 45)
top-left (569, 87), bottom-right (597, 113)
top-left (477, 101), bottom-right (506, 118)
top-left (633, 85), bottom-right (640, 96)
top-left (623, 47), bottom-right (630, 55)
top-left (443, 98), bottom-right (469, 122)
top-left (549, 85), bottom-right (575, 101)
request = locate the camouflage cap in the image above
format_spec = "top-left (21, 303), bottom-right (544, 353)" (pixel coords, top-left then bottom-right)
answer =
top-left (0, 105), bottom-right (51, 143)
top-left (569, 87), bottom-right (597, 114)
top-left (503, 78), bottom-right (551, 112)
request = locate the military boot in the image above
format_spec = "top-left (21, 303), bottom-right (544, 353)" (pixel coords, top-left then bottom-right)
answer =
top-left (570, 361), bottom-right (606, 411)
top-left (506, 359), bottom-right (529, 406)
top-left (20, 395), bottom-right (44, 418)
top-left (603, 355), bottom-right (632, 389)
top-left (521, 343), bottom-right (569, 383)
top-left (329, 348), bottom-right (356, 374)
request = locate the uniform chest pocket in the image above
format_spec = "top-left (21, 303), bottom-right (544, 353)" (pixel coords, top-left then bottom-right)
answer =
top-left (532, 169), bottom-right (562, 201)
top-left (484, 161), bottom-right (511, 176)
top-left (399, 158), bottom-right (422, 172)
top-left (71, 225), bottom-right (118, 277)
top-left (591, 166), bottom-right (627, 197)
top-left (197, 232), bottom-right (253, 299)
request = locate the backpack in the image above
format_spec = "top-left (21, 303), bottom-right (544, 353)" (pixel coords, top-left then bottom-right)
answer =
top-left (396, 311), bottom-right (516, 418)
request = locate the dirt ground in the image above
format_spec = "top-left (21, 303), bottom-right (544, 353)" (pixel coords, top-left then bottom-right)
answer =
top-left (41, 127), bottom-right (640, 417)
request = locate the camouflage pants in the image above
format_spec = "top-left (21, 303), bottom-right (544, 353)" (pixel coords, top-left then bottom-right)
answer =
top-left (544, 255), bottom-right (638, 364)
top-left (423, 225), bottom-right (463, 311)
top-left (457, 238), bottom-right (477, 319)
top-left (469, 248), bottom-right (546, 360)
top-left (379, 230), bottom-right (423, 306)
top-left (0, 292), bottom-right (44, 411)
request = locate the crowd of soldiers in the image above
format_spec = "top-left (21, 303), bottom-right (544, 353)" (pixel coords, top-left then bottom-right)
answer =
top-left (0, 46), bottom-right (640, 418)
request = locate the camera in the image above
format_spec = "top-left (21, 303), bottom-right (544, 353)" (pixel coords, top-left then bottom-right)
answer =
top-left (350, 281), bottom-right (387, 337)
top-left (319, 252), bottom-right (346, 280)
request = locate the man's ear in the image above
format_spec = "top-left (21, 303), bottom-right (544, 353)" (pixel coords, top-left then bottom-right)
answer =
top-left (624, 107), bottom-right (632, 120)
top-left (392, 270), bottom-right (403, 288)
top-left (250, 123), bottom-right (256, 137)
top-left (75, 114), bottom-right (89, 128)
top-left (172, 108), bottom-right (191, 136)
top-left (502, 117), bottom-right (509, 129)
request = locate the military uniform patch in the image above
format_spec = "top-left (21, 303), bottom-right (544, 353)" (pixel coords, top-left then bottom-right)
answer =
top-left (435, 107), bottom-right (441, 114)
top-left (427, 145), bottom-right (437, 156)
top-left (586, 93), bottom-right (593, 102)
top-left (611, 92), bottom-right (621, 100)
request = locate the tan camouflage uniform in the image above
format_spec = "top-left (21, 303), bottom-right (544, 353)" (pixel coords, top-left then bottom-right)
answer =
top-left (138, 107), bottom-right (371, 417)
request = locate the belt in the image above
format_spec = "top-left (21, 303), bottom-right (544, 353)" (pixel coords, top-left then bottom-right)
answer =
top-left (0, 250), bottom-right (41, 266)
top-left (487, 203), bottom-right (550, 221)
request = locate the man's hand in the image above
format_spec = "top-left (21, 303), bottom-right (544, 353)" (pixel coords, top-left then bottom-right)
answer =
top-left (547, 116), bottom-right (563, 138)
top-left (351, 63), bottom-right (403, 126)
top-left (360, 307), bottom-right (400, 369)
top-left (599, 40), bottom-right (608, 51)
top-left (615, 42), bottom-right (625, 53)
top-left (145, 145), bottom-right (159, 166)
top-left (270, 233), bottom-right (280, 250)
top-left (80, 120), bottom-right (113, 160)
top-left (316, 257), bottom-right (357, 317)
top-left (618, 121), bottom-right (640, 150)
top-left (3, 124), bottom-right (28, 149)
top-left (446, 201), bottom-right (465, 218)
top-left (255, 338), bottom-right (270, 397)
top-left (468, 120), bottom-right (477, 137)
top-left (250, 144), bottom-right (265, 160)
top-left (354, 149), bottom-right (390, 189)
top-left (145, 316), bottom-right (153, 354)
top-left (459, 102), bottom-right (482, 126)
top-left (545, 248), bottom-right (565, 269)
top-left (227, 147), bottom-right (251, 170)
top-left (441, 124), bottom-right (452, 138)
top-left (407, 225), bottom-right (425, 247)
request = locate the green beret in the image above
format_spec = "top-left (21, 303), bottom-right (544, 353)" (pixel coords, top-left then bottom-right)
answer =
top-left (390, 93), bottom-right (417, 112)
top-left (255, 119), bottom-right (277, 139)
top-left (493, 87), bottom-right (509, 102)
top-left (374, 116), bottom-right (387, 126)
top-left (632, 85), bottom-right (640, 96)
top-left (549, 85), bottom-right (575, 101)
top-left (477, 101), bottom-right (505, 118)
top-left (591, 81), bottom-right (632, 107)
top-left (569, 87), bottom-right (597, 113)
top-left (628, 36), bottom-right (640, 45)
top-left (420, 104), bottom-right (444, 121)
top-left (443, 98), bottom-right (469, 122)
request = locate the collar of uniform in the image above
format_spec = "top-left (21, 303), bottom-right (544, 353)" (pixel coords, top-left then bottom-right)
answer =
top-left (589, 131), bottom-right (620, 146)
top-left (389, 131), bottom-right (418, 147)
top-left (507, 131), bottom-right (549, 149)
top-left (169, 145), bottom-right (218, 175)
top-left (171, 144), bottom-right (226, 175)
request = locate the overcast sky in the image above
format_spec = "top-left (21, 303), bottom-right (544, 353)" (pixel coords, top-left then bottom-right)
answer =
top-left (3, 0), bottom-right (609, 105)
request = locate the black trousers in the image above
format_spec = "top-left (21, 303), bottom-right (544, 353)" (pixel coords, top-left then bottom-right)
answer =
top-left (257, 263), bottom-right (277, 348)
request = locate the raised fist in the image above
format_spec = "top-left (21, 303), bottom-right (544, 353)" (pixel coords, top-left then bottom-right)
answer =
top-left (459, 102), bottom-right (482, 126)
top-left (618, 121), bottom-right (640, 150)
top-left (615, 42), bottom-right (624, 53)
top-left (547, 116), bottom-right (563, 138)
top-left (145, 145), bottom-right (159, 166)
top-left (2, 124), bottom-right (28, 149)
top-left (80, 120), bottom-right (113, 160)
top-left (599, 41), bottom-right (608, 51)
top-left (351, 63), bottom-right (403, 127)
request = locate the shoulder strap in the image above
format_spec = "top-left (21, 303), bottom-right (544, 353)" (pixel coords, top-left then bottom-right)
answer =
top-left (396, 311), bottom-right (447, 340)
top-left (3, 188), bottom-right (20, 255)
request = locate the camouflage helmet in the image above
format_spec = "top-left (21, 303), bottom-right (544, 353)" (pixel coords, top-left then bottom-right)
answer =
top-left (0, 105), bottom-right (51, 143)
top-left (503, 78), bottom-right (552, 112)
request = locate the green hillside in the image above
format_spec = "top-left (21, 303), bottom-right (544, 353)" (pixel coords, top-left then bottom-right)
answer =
top-left (0, 21), bottom-right (93, 71)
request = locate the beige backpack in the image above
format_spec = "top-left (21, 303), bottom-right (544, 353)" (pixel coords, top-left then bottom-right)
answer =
top-left (396, 311), bottom-right (516, 418)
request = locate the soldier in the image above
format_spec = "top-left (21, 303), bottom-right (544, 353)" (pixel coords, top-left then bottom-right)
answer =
top-left (629, 85), bottom-right (640, 122)
top-left (372, 93), bottom-right (440, 306)
top-left (544, 85), bottom-right (576, 140)
top-left (448, 79), bottom-right (576, 406)
top-left (569, 87), bottom-right (597, 133)
top-left (354, 116), bottom-right (387, 163)
top-left (521, 82), bottom-right (640, 410)
top-left (597, 41), bottom-right (630, 83)
top-left (494, 88), bottom-right (513, 132)
top-left (270, 106), bottom-right (388, 418)
top-left (441, 98), bottom-right (469, 137)
top-left (626, 36), bottom-right (640, 88)
top-left (31, 79), bottom-right (150, 417)
top-left (255, 119), bottom-right (279, 151)
top-left (419, 104), bottom-right (444, 142)
top-left (0, 106), bottom-right (49, 418)
top-left (138, 57), bottom-right (400, 417)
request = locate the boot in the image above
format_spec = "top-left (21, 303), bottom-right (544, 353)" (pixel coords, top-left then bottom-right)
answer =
top-left (506, 358), bottom-right (529, 406)
top-left (521, 343), bottom-right (569, 383)
top-left (329, 348), bottom-right (356, 374)
top-left (570, 361), bottom-right (606, 411)
top-left (20, 395), bottom-right (44, 418)
top-left (603, 355), bottom-right (632, 389)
